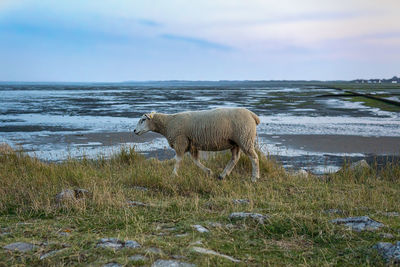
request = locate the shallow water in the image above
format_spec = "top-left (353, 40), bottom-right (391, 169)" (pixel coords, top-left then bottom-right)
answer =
top-left (1, 82), bottom-right (399, 174)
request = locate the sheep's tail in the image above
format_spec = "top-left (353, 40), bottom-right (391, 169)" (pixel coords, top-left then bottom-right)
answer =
top-left (250, 111), bottom-right (260, 125)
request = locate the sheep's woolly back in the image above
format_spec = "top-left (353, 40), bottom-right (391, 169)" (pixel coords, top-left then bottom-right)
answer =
top-left (151, 108), bottom-right (260, 153)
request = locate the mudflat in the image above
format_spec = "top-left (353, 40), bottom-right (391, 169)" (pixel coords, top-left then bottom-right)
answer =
top-left (261, 134), bottom-right (400, 155)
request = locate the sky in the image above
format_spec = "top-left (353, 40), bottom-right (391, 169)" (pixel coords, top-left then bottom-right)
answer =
top-left (0, 0), bottom-right (399, 82)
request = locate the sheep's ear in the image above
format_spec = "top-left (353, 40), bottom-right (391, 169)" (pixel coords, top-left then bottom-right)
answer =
top-left (145, 112), bottom-right (155, 120)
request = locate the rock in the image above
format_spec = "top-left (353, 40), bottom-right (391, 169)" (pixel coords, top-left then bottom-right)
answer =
top-left (40, 248), bottom-right (67, 260)
top-left (191, 246), bottom-right (240, 263)
top-left (74, 188), bottom-right (90, 198)
top-left (330, 216), bottom-right (384, 231)
top-left (152, 259), bottom-right (196, 267)
top-left (190, 240), bottom-right (203, 246)
top-left (55, 189), bottom-right (75, 203)
top-left (127, 200), bottom-right (149, 207)
top-left (296, 169), bottom-right (309, 177)
top-left (55, 188), bottom-right (90, 204)
top-left (146, 247), bottom-right (163, 254)
top-left (349, 159), bottom-right (370, 171)
top-left (373, 241), bottom-right (400, 263)
top-left (3, 242), bottom-right (36, 252)
top-left (58, 232), bottom-right (70, 237)
top-left (229, 212), bottom-right (269, 224)
top-left (103, 263), bottom-right (122, 267)
top-left (129, 254), bottom-right (148, 262)
top-left (125, 240), bottom-right (141, 249)
top-left (96, 238), bottom-right (140, 250)
top-left (175, 233), bottom-right (188, 237)
top-left (208, 222), bottom-right (223, 228)
top-left (192, 225), bottom-right (209, 233)
top-left (380, 233), bottom-right (395, 239)
top-left (232, 199), bottom-right (250, 205)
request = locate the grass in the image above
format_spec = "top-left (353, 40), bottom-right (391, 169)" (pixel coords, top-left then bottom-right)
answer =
top-left (345, 96), bottom-right (400, 112)
top-left (0, 145), bottom-right (400, 266)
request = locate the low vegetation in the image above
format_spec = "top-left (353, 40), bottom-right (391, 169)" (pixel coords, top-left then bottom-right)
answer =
top-left (0, 145), bottom-right (399, 266)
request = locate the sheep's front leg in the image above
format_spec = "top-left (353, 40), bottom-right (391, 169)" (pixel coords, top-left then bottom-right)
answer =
top-left (173, 154), bottom-right (183, 176)
top-left (218, 146), bottom-right (240, 180)
top-left (190, 149), bottom-right (213, 176)
top-left (172, 136), bottom-right (189, 176)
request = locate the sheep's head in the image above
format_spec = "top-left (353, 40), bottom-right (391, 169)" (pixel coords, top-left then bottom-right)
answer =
top-left (134, 112), bottom-right (155, 135)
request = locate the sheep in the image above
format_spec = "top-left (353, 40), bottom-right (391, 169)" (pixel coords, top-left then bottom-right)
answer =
top-left (134, 108), bottom-right (260, 182)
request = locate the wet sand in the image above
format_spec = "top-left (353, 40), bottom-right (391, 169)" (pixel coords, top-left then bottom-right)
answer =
top-left (260, 134), bottom-right (400, 155)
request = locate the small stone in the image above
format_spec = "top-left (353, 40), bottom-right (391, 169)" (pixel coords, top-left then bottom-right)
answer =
top-left (103, 263), bottom-right (122, 267)
top-left (192, 225), bottom-right (209, 233)
top-left (97, 238), bottom-right (141, 249)
top-left (129, 254), bottom-right (148, 262)
top-left (58, 232), bottom-right (70, 237)
top-left (96, 238), bottom-right (123, 249)
top-left (40, 248), bottom-right (67, 260)
top-left (232, 199), bottom-right (250, 205)
top-left (190, 240), bottom-right (203, 246)
top-left (55, 188), bottom-right (90, 204)
top-left (330, 216), bottom-right (384, 232)
top-left (146, 247), bottom-right (163, 254)
top-left (191, 246), bottom-right (240, 263)
top-left (74, 188), bottom-right (90, 198)
top-left (349, 159), bottom-right (370, 171)
top-left (127, 201), bottom-right (149, 207)
top-left (296, 169), bottom-right (309, 177)
top-left (381, 233), bottom-right (395, 239)
top-left (208, 222), bottom-right (223, 228)
top-left (229, 212), bottom-right (269, 224)
top-left (125, 240), bottom-right (141, 249)
top-left (373, 241), bottom-right (400, 263)
top-left (55, 189), bottom-right (75, 203)
top-left (152, 259), bottom-right (196, 267)
top-left (3, 242), bottom-right (36, 252)
top-left (225, 223), bottom-right (235, 229)
top-left (175, 233), bottom-right (188, 237)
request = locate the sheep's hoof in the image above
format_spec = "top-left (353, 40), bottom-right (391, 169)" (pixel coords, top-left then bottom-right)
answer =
top-left (251, 177), bottom-right (259, 183)
top-left (217, 175), bottom-right (224, 180)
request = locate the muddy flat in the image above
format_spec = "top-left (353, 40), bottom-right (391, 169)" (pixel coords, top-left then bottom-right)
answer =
top-left (1, 81), bottom-right (399, 173)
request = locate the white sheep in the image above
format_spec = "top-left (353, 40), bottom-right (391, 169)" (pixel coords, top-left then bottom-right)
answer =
top-left (134, 108), bottom-right (260, 182)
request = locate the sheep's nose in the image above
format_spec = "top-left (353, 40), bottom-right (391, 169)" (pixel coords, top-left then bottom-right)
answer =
top-left (134, 129), bottom-right (137, 134)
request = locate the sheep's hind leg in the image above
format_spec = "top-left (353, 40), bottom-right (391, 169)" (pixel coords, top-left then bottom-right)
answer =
top-left (244, 148), bottom-right (260, 182)
top-left (218, 146), bottom-right (240, 180)
top-left (190, 149), bottom-right (213, 176)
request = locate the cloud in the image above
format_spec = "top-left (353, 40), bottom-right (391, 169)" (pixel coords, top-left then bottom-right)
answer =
top-left (160, 34), bottom-right (232, 51)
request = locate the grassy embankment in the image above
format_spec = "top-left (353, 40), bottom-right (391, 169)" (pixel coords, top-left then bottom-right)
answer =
top-left (318, 83), bottom-right (400, 112)
top-left (0, 145), bottom-right (400, 266)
